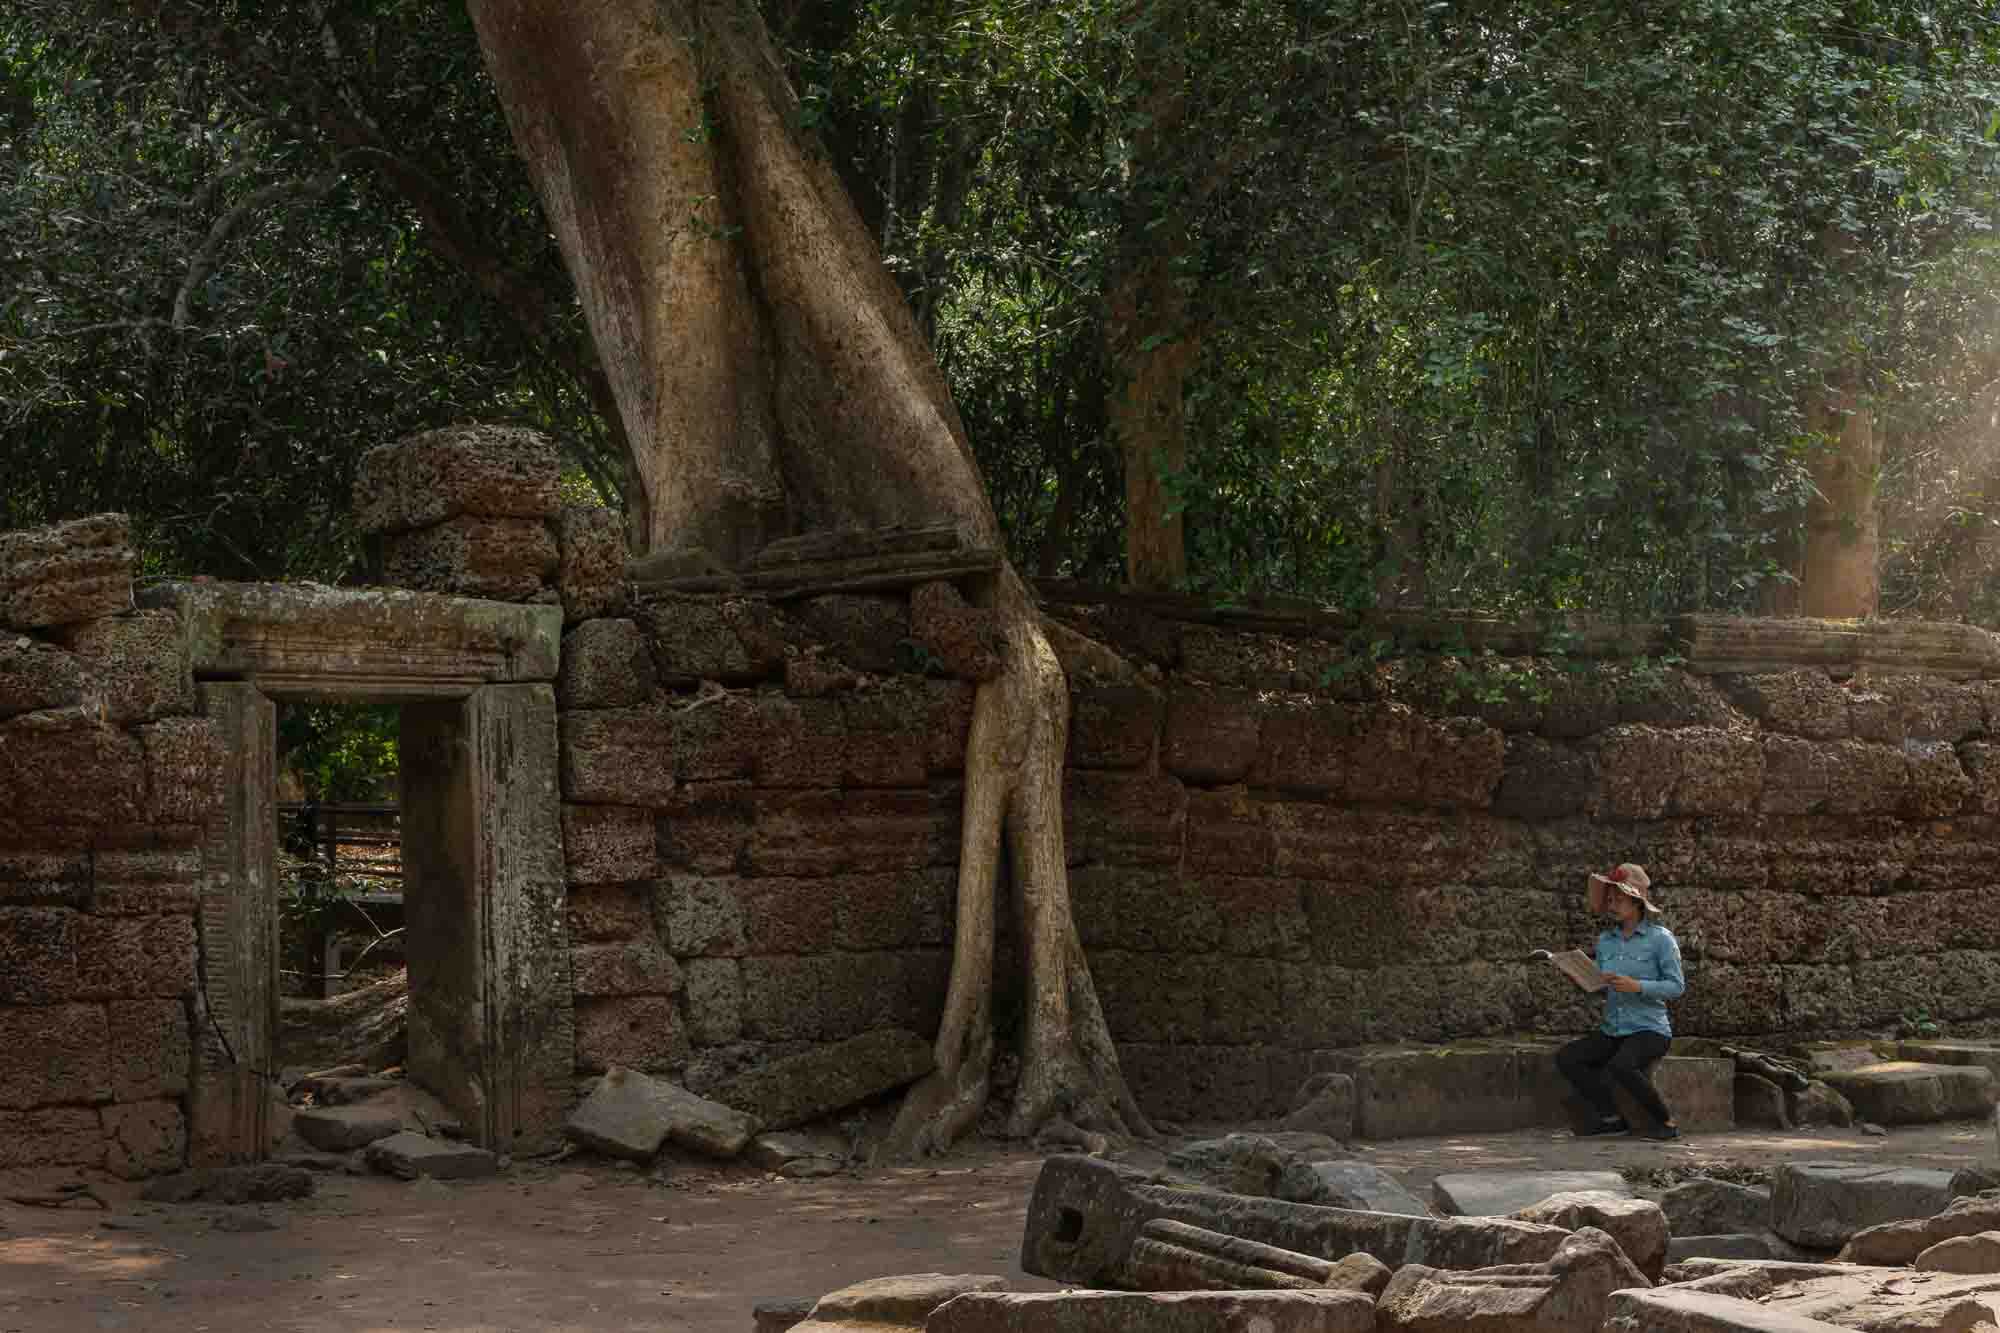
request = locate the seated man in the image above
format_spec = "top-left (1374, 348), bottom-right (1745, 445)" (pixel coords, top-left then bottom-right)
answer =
top-left (1556, 863), bottom-right (1686, 1141)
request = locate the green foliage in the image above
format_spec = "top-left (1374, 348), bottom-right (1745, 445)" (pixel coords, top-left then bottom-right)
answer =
top-left (0, 3), bottom-right (615, 580)
top-left (278, 703), bottom-right (398, 804)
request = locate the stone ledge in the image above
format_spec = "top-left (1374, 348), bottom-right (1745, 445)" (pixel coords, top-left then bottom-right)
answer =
top-left (1321, 1041), bottom-right (1733, 1139)
top-left (141, 580), bottom-right (560, 696)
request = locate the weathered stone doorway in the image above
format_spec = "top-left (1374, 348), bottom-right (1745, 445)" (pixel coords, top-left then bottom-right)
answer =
top-left (155, 582), bottom-right (570, 1162)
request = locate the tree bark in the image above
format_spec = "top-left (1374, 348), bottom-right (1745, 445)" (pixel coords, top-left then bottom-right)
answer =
top-left (1105, 251), bottom-right (1198, 590)
top-left (1800, 371), bottom-right (1880, 618)
top-left (468, 0), bottom-right (1149, 1155)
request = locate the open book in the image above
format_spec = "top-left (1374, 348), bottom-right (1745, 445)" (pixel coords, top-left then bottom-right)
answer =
top-left (1533, 948), bottom-right (1608, 993)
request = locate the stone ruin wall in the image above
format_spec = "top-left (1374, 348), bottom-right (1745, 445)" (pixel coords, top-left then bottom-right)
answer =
top-left (13, 424), bottom-right (2000, 1173)
top-left (562, 571), bottom-right (2000, 1127)
top-left (0, 514), bottom-right (224, 1177)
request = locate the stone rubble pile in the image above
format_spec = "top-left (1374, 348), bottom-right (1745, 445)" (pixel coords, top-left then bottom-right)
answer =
top-left (756, 1154), bottom-right (2000, 1331)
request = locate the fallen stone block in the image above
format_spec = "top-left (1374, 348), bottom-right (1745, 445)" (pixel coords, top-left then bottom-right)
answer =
top-left (364, 1131), bottom-right (497, 1181)
top-left (1735, 1073), bottom-right (1791, 1130)
top-left (1605, 1287), bottom-right (1859, 1332)
top-left (793, 1273), bottom-right (1006, 1331)
top-left (928, 1289), bottom-right (1377, 1333)
top-left (1432, 1170), bottom-right (1630, 1218)
top-left (1021, 1155), bottom-right (1571, 1288)
top-left (711, 1028), bottom-right (933, 1132)
top-left (352, 425), bottom-right (562, 534)
top-left (1818, 1061), bottom-right (1996, 1126)
top-left (1771, 1161), bottom-right (1956, 1249)
top-left (0, 514), bottom-right (134, 629)
top-left (1326, 1251), bottom-right (1393, 1296)
top-left (1841, 1191), bottom-right (2000, 1266)
top-left (1667, 1234), bottom-right (1785, 1263)
top-left (292, 1105), bottom-right (404, 1153)
top-left (565, 1065), bottom-right (757, 1161)
top-left (1123, 1218), bottom-right (1354, 1291)
top-left (1661, 1178), bottom-right (1773, 1238)
top-left (1787, 1080), bottom-right (1854, 1128)
top-left (746, 1131), bottom-right (847, 1173)
top-left (1917, 1231), bottom-right (2000, 1273)
top-left (1512, 1189), bottom-right (1668, 1280)
top-left (1376, 1226), bottom-right (1650, 1332)
top-left (753, 1295), bottom-right (816, 1333)
top-left (293, 1075), bottom-right (399, 1107)
top-left (138, 1164), bottom-right (314, 1205)
top-left (1310, 1162), bottom-right (1430, 1217)
top-left (1164, 1133), bottom-right (1329, 1203)
top-left (1280, 1071), bottom-right (1355, 1141)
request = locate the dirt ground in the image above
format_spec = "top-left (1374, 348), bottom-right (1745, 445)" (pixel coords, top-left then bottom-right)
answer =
top-left (4, 1117), bottom-right (1995, 1333)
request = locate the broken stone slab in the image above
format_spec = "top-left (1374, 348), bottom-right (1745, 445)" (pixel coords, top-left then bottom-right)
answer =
top-left (712, 1029), bottom-right (933, 1132)
top-left (1021, 1155), bottom-right (1572, 1288)
top-left (1900, 1040), bottom-right (2000, 1087)
top-left (745, 1131), bottom-right (847, 1173)
top-left (292, 1105), bottom-right (404, 1153)
top-left (1817, 1061), bottom-right (1996, 1126)
top-left (138, 1164), bottom-right (314, 1205)
top-left (1677, 1262), bottom-right (2000, 1331)
top-left (566, 1066), bottom-right (757, 1161)
top-left (364, 1131), bottom-right (497, 1181)
top-left (1661, 1178), bottom-right (1773, 1239)
top-left (0, 514), bottom-right (134, 629)
top-left (1280, 1071), bottom-right (1357, 1142)
top-left (1604, 1287), bottom-right (1858, 1332)
top-left (1839, 1190), bottom-right (2000, 1266)
top-left (791, 1273), bottom-right (1007, 1331)
top-left (1735, 1073), bottom-right (1791, 1130)
top-left (1376, 1226), bottom-right (1650, 1332)
top-left (352, 425), bottom-right (562, 534)
top-left (1770, 1161), bottom-right (1957, 1249)
top-left (1916, 1231), bottom-right (2000, 1273)
top-left (1310, 1162), bottom-right (1431, 1217)
top-left (927, 1289), bottom-right (1378, 1333)
top-left (1432, 1170), bottom-right (1630, 1218)
top-left (1512, 1189), bottom-right (1669, 1281)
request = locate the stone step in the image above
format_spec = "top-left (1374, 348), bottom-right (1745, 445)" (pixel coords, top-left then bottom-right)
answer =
top-left (1815, 1061), bottom-right (1995, 1126)
top-left (1320, 1042), bottom-right (1733, 1140)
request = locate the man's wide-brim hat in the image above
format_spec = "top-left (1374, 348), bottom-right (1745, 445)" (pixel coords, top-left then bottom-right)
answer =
top-left (1588, 863), bottom-right (1661, 916)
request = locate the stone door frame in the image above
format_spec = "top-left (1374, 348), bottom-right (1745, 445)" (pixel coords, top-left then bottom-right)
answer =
top-left (154, 582), bottom-right (571, 1160)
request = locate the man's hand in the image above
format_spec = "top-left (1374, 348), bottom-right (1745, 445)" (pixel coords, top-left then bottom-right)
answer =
top-left (1604, 974), bottom-right (1643, 994)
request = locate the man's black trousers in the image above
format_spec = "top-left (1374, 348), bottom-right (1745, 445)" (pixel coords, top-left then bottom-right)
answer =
top-left (1556, 1030), bottom-right (1674, 1126)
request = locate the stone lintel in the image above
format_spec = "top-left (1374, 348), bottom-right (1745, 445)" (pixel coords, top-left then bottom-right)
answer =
top-left (1675, 614), bottom-right (2000, 679)
top-left (141, 580), bottom-right (559, 694)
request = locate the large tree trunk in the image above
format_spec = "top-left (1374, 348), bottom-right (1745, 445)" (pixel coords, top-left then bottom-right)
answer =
top-left (1105, 251), bottom-right (1198, 590)
top-left (1800, 370), bottom-right (1880, 618)
top-left (469, 0), bottom-right (1149, 1155)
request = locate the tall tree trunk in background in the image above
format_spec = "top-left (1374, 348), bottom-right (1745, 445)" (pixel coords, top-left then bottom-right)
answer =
top-left (1105, 249), bottom-right (1198, 589)
top-left (1372, 423), bottom-right (1427, 608)
top-left (469, 0), bottom-right (1149, 1157)
top-left (1800, 371), bottom-right (1880, 618)
top-left (1104, 0), bottom-right (1197, 590)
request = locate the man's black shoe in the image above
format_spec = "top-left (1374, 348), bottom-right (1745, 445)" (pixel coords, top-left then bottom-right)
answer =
top-left (1575, 1116), bottom-right (1629, 1137)
top-left (1638, 1123), bottom-right (1681, 1141)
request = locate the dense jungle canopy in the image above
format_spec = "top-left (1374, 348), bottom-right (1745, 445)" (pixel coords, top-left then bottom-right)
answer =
top-left (8, 2), bottom-right (2000, 621)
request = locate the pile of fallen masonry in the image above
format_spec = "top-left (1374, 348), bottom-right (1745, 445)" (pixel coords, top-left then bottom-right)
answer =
top-left (757, 1151), bottom-right (2000, 1332)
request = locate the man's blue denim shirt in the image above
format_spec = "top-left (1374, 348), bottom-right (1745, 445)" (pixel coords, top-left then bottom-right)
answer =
top-left (1594, 920), bottom-right (1686, 1038)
